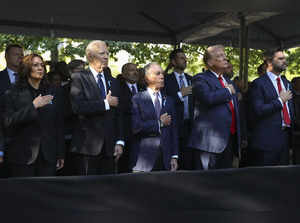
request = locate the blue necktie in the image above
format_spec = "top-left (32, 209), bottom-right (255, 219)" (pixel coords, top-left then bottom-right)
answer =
top-left (131, 85), bottom-right (137, 95)
top-left (154, 92), bottom-right (161, 120)
top-left (179, 75), bottom-right (189, 120)
top-left (179, 75), bottom-right (185, 89)
top-left (97, 73), bottom-right (106, 99)
top-left (13, 73), bottom-right (18, 83)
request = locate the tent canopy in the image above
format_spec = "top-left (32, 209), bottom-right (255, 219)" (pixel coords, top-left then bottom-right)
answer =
top-left (0, 1), bottom-right (295, 49)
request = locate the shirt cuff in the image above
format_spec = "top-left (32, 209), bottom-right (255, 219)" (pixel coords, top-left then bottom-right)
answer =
top-left (278, 97), bottom-right (284, 107)
top-left (0, 151), bottom-right (4, 157)
top-left (177, 91), bottom-right (184, 102)
top-left (172, 155), bottom-right (178, 159)
top-left (116, 140), bottom-right (125, 147)
top-left (104, 99), bottom-right (110, 110)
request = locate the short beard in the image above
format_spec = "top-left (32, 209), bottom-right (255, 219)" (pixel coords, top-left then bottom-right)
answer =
top-left (272, 63), bottom-right (286, 73)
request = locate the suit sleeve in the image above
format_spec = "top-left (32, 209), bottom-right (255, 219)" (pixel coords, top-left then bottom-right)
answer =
top-left (131, 95), bottom-right (159, 136)
top-left (169, 99), bottom-right (179, 157)
top-left (70, 72), bottom-right (107, 116)
top-left (249, 80), bottom-right (282, 118)
top-left (193, 75), bottom-right (232, 107)
top-left (54, 88), bottom-right (65, 159)
top-left (110, 79), bottom-right (124, 143)
top-left (3, 90), bottom-right (38, 131)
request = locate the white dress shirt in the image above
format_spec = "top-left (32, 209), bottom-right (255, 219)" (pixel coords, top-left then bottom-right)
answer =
top-left (89, 66), bottom-right (110, 110)
top-left (147, 87), bottom-right (178, 159)
top-left (90, 66), bottom-right (124, 146)
top-left (7, 68), bottom-right (17, 84)
top-left (126, 82), bottom-right (138, 93)
top-left (267, 71), bottom-right (291, 127)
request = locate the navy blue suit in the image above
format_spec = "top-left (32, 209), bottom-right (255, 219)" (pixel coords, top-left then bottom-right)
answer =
top-left (188, 70), bottom-right (241, 169)
top-left (248, 74), bottom-right (294, 166)
top-left (131, 90), bottom-right (178, 172)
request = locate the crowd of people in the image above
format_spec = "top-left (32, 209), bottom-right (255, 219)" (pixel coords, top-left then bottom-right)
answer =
top-left (0, 40), bottom-right (298, 178)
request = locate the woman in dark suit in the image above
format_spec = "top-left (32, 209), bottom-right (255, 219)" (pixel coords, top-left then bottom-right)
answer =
top-left (3, 54), bottom-right (65, 177)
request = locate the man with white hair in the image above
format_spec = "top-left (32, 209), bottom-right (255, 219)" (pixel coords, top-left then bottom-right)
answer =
top-left (131, 62), bottom-right (178, 172)
top-left (70, 40), bottom-right (124, 175)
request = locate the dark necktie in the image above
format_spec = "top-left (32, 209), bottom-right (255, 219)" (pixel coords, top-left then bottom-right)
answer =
top-left (179, 75), bottom-right (185, 89)
top-left (154, 92), bottom-right (161, 120)
top-left (131, 85), bottom-right (137, 95)
top-left (13, 73), bottom-right (18, 83)
top-left (179, 74), bottom-right (189, 119)
top-left (218, 75), bottom-right (236, 134)
top-left (97, 73), bottom-right (106, 99)
top-left (276, 77), bottom-right (291, 125)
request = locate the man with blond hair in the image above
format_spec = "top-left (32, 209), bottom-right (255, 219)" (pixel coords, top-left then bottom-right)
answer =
top-left (189, 45), bottom-right (241, 170)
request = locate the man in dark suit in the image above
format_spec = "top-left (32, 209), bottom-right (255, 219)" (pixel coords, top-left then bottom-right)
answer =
top-left (0, 44), bottom-right (24, 95)
top-left (114, 63), bottom-right (145, 173)
top-left (0, 44), bottom-right (23, 175)
top-left (247, 50), bottom-right (293, 166)
top-left (188, 45), bottom-right (241, 170)
top-left (131, 62), bottom-right (178, 172)
top-left (164, 49), bottom-right (194, 170)
top-left (70, 40), bottom-right (124, 175)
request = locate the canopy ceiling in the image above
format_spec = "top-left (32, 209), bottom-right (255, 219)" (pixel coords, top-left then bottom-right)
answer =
top-left (0, 1), bottom-right (297, 49)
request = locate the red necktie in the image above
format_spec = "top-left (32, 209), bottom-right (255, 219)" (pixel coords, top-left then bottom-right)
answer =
top-left (218, 75), bottom-right (236, 134)
top-left (276, 77), bottom-right (291, 126)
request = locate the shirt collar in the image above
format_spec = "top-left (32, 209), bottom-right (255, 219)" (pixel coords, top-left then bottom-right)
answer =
top-left (126, 81), bottom-right (137, 88)
top-left (147, 87), bottom-right (161, 98)
top-left (210, 70), bottom-right (223, 79)
top-left (7, 68), bottom-right (16, 76)
top-left (174, 71), bottom-right (185, 78)
top-left (267, 71), bottom-right (281, 81)
top-left (89, 66), bottom-right (104, 79)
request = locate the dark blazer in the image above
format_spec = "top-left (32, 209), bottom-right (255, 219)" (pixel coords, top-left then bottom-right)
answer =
top-left (131, 90), bottom-right (179, 171)
top-left (70, 68), bottom-right (123, 157)
top-left (115, 76), bottom-right (145, 140)
top-left (2, 84), bottom-right (65, 165)
top-left (248, 74), bottom-right (294, 151)
top-left (0, 69), bottom-right (12, 96)
top-left (188, 70), bottom-right (241, 154)
top-left (0, 68), bottom-right (13, 153)
top-left (164, 72), bottom-right (194, 137)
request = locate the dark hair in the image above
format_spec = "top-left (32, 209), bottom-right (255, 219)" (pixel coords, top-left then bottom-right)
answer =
top-left (264, 49), bottom-right (283, 63)
top-left (257, 63), bottom-right (267, 74)
top-left (121, 63), bottom-right (136, 73)
top-left (16, 54), bottom-right (49, 89)
top-left (169, 48), bottom-right (185, 61)
top-left (68, 59), bottom-right (86, 72)
top-left (5, 44), bottom-right (23, 56)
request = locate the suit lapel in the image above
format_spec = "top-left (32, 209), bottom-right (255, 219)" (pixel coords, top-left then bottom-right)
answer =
top-left (103, 70), bottom-right (112, 94)
top-left (86, 69), bottom-right (102, 99)
top-left (142, 91), bottom-right (157, 120)
top-left (170, 72), bottom-right (180, 91)
top-left (282, 77), bottom-right (294, 120)
top-left (263, 74), bottom-right (279, 99)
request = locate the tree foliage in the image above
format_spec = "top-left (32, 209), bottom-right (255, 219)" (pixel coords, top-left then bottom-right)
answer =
top-left (0, 33), bottom-right (298, 80)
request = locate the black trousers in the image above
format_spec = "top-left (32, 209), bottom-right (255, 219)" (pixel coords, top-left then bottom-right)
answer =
top-left (117, 139), bottom-right (132, 173)
top-left (70, 149), bottom-right (114, 176)
top-left (178, 119), bottom-right (194, 170)
top-left (152, 147), bottom-right (165, 171)
top-left (9, 152), bottom-right (56, 178)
